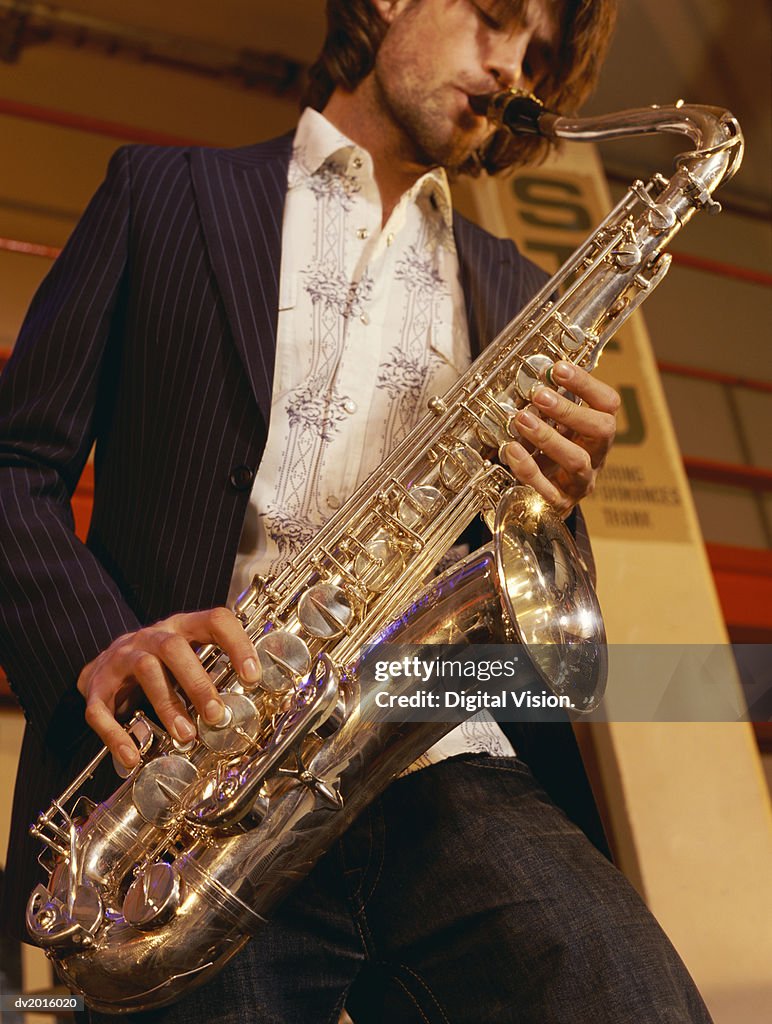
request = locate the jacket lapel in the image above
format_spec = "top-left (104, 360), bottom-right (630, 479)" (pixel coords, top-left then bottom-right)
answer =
top-left (190, 134), bottom-right (294, 427)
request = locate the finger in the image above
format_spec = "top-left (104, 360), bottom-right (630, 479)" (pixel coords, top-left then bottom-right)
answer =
top-left (520, 395), bottom-right (610, 471)
top-left (501, 441), bottom-right (573, 516)
top-left (83, 691), bottom-right (141, 770)
top-left (76, 633), bottom-right (132, 699)
top-left (507, 409), bottom-right (593, 501)
top-left (514, 407), bottom-right (595, 493)
top-left (530, 386), bottom-right (617, 459)
top-left (549, 361), bottom-right (621, 414)
top-left (166, 608), bottom-right (259, 686)
top-left (144, 628), bottom-right (226, 727)
top-left (128, 649), bottom-right (197, 743)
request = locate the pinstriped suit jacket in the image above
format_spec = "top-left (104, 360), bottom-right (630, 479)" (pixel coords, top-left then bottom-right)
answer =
top-left (0, 132), bottom-right (586, 936)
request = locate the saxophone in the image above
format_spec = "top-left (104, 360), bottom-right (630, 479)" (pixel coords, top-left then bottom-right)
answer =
top-left (25, 94), bottom-right (743, 1012)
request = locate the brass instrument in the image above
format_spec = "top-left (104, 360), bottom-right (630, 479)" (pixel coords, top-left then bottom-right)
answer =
top-left (25, 93), bottom-right (743, 1012)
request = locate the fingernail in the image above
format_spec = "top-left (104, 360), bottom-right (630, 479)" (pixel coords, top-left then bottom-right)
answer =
top-left (533, 387), bottom-right (556, 409)
top-left (204, 698), bottom-right (225, 725)
top-left (173, 715), bottom-right (196, 742)
top-left (517, 410), bottom-right (539, 429)
top-left (241, 657), bottom-right (259, 683)
top-left (505, 441), bottom-right (527, 461)
top-left (552, 361), bottom-right (572, 383)
top-left (119, 742), bottom-right (139, 768)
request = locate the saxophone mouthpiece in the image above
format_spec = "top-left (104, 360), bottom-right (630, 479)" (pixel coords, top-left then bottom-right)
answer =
top-left (472, 89), bottom-right (554, 137)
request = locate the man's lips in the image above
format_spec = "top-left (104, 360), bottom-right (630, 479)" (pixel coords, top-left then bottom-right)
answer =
top-left (467, 93), bottom-right (493, 117)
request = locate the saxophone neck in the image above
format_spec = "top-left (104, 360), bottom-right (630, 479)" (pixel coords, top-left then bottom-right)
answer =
top-left (479, 90), bottom-right (744, 191)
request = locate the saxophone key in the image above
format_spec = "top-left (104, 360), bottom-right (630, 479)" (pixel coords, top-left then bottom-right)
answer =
top-left (352, 531), bottom-right (405, 593)
top-left (233, 578), bottom-right (263, 621)
top-left (459, 400), bottom-right (499, 448)
top-left (438, 441), bottom-right (485, 491)
top-left (122, 861), bottom-right (183, 931)
top-left (298, 582), bottom-right (355, 637)
top-left (131, 755), bottom-right (200, 825)
top-left (371, 503), bottom-right (425, 550)
top-left (610, 219), bottom-right (643, 268)
top-left (253, 631), bottom-right (311, 692)
top-left (397, 484), bottom-right (444, 530)
top-left (481, 386), bottom-right (521, 444)
top-left (515, 353), bottom-right (555, 402)
top-left (196, 694), bottom-right (261, 755)
top-left (111, 713), bottom-right (157, 779)
top-left (552, 311), bottom-right (595, 354)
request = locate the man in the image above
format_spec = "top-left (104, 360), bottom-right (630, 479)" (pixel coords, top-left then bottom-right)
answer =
top-left (1, 1), bottom-right (713, 1021)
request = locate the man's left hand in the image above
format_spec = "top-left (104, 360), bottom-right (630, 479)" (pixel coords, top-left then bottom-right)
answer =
top-left (501, 360), bottom-right (620, 517)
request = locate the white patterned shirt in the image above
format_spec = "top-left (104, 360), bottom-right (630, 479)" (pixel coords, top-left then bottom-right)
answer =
top-left (229, 108), bottom-right (514, 766)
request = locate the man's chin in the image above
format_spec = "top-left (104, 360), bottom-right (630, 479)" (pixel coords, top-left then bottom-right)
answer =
top-left (401, 114), bottom-right (486, 172)
top-left (434, 132), bottom-right (486, 172)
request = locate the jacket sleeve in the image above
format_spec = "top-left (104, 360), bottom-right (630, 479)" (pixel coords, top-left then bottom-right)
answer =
top-left (0, 146), bottom-right (142, 754)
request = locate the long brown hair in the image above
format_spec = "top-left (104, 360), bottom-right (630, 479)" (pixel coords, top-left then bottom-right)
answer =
top-left (301, 0), bottom-right (618, 174)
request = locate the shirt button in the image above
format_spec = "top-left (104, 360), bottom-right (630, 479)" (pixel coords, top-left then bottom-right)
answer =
top-left (360, 312), bottom-right (370, 325)
top-left (352, 156), bottom-right (363, 170)
top-left (229, 464), bottom-right (255, 491)
top-left (327, 494), bottom-right (341, 509)
top-left (357, 227), bottom-right (369, 240)
top-left (343, 399), bottom-right (357, 414)
top-left (386, 233), bottom-right (395, 246)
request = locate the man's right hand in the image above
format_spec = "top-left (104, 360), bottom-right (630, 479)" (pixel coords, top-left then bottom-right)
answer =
top-left (77, 608), bottom-right (260, 770)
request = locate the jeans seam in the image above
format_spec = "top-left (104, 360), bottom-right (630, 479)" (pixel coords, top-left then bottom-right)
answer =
top-left (338, 817), bottom-right (368, 908)
top-left (359, 800), bottom-right (386, 908)
top-left (392, 976), bottom-right (433, 1024)
top-left (325, 983), bottom-right (353, 1024)
top-left (352, 898), bottom-right (376, 961)
top-left (398, 964), bottom-right (452, 1024)
top-left (335, 839), bottom-right (375, 961)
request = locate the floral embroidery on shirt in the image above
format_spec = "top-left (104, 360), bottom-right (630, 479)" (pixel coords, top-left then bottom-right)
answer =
top-left (303, 262), bottom-right (374, 319)
top-left (377, 348), bottom-right (431, 401)
top-left (286, 375), bottom-right (353, 443)
top-left (262, 507), bottom-right (316, 565)
top-left (395, 244), bottom-right (444, 293)
top-left (308, 160), bottom-right (361, 209)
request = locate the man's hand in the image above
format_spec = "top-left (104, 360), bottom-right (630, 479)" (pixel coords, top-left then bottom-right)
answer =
top-left (501, 360), bottom-right (620, 517)
top-left (77, 608), bottom-right (260, 770)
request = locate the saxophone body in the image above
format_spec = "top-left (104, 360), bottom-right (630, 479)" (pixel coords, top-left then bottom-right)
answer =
top-left (25, 97), bottom-right (742, 1012)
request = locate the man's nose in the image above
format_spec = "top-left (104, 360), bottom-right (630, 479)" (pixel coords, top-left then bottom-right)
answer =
top-left (486, 35), bottom-right (530, 91)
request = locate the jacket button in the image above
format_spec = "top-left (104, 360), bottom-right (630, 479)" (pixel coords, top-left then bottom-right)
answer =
top-left (229, 464), bottom-right (255, 491)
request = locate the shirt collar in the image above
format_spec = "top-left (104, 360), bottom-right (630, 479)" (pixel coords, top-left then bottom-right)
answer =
top-left (292, 107), bottom-right (454, 231)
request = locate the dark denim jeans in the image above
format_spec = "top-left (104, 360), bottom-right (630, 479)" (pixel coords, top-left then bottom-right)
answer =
top-left (85, 755), bottom-right (712, 1024)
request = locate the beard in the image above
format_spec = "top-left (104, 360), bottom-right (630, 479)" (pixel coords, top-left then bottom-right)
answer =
top-left (372, 60), bottom-right (491, 173)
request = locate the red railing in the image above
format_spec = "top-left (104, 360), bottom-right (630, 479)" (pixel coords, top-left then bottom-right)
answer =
top-left (0, 96), bottom-right (212, 148)
top-left (0, 236), bottom-right (62, 260)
